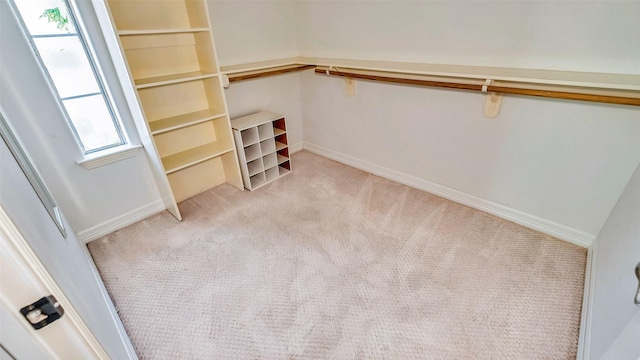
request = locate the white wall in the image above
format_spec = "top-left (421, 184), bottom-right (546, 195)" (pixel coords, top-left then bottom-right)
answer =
top-left (292, 1), bottom-right (640, 241)
top-left (0, 1), bottom-right (161, 235)
top-left (300, 73), bottom-right (640, 240)
top-left (209, 1), bottom-right (304, 144)
top-left (208, 1), bottom-right (299, 67)
top-left (224, 73), bottom-right (304, 148)
top-left (24, 0), bottom-right (632, 241)
top-left (296, 1), bottom-right (640, 74)
top-left (207, 1), bottom-right (640, 241)
top-left (587, 162), bottom-right (640, 359)
top-left (0, 139), bottom-right (133, 359)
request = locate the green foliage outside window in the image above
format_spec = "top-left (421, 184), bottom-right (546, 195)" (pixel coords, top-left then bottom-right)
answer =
top-left (40, 7), bottom-right (69, 32)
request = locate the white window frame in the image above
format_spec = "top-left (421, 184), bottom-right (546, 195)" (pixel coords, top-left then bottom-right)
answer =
top-left (9, 0), bottom-right (130, 156)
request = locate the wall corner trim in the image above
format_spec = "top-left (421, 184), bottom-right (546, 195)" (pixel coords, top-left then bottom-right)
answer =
top-left (77, 199), bottom-right (165, 243)
top-left (303, 142), bottom-right (595, 248)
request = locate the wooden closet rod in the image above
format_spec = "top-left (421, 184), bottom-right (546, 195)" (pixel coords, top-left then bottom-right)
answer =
top-left (315, 68), bottom-right (640, 107)
top-left (228, 64), bottom-right (315, 83)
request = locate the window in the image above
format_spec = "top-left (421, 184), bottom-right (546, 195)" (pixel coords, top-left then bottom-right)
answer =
top-left (11, 0), bottom-right (126, 154)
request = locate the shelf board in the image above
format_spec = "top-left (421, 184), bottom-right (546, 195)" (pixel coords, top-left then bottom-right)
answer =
top-left (274, 128), bottom-right (286, 136)
top-left (275, 142), bottom-right (287, 151)
top-left (163, 141), bottom-right (233, 174)
top-left (135, 71), bottom-right (217, 89)
top-left (243, 139), bottom-right (260, 148)
top-left (277, 154), bottom-right (289, 164)
top-left (150, 109), bottom-right (226, 135)
top-left (227, 64), bottom-right (315, 83)
top-left (222, 56), bottom-right (640, 91)
top-left (231, 111), bottom-right (284, 131)
top-left (221, 57), bottom-right (301, 75)
top-left (118, 28), bottom-right (210, 36)
top-left (306, 57), bottom-right (640, 91)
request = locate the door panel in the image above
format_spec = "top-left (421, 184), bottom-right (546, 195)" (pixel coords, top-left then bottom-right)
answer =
top-left (0, 108), bottom-right (135, 358)
top-left (0, 305), bottom-right (49, 360)
top-left (585, 162), bottom-right (640, 359)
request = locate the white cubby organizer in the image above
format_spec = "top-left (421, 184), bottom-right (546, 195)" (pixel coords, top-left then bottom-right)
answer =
top-left (231, 111), bottom-right (291, 190)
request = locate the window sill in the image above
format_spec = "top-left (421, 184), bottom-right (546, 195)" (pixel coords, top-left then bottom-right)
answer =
top-left (77, 144), bottom-right (142, 170)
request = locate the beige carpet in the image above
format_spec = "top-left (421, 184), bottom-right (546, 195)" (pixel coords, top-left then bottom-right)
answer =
top-left (89, 151), bottom-right (586, 359)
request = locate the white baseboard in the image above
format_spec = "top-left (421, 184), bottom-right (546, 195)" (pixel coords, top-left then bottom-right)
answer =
top-left (289, 141), bottom-right (304, 154)
top-left (303, 142), bottom-right (595, 247)
top-left (577, 242), bottom-right (596, 359)
top-left (77, 200), bottom-right (165, 243)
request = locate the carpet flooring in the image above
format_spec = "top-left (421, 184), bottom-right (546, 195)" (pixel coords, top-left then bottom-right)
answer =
top-left (89, 151), bottom-right (586, 359)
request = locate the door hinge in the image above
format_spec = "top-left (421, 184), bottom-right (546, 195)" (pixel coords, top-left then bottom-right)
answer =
top-left (20, 295), bottom-right (64, 330)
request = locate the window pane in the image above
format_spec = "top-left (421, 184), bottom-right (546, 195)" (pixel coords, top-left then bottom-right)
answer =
top-left (63, 95), bottom-right (122, 152)
top-left (34, 36), bottom-right (100, 98)
top-left (13, 0), bottom-right (77, 35)
top-left (12, 0), bottom-right (127, 154)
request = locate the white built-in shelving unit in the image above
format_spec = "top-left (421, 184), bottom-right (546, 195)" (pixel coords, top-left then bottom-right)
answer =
top-left (103, 0), bottom-right (243, 220)
top-left (231, 112), bottom-right (291, 190)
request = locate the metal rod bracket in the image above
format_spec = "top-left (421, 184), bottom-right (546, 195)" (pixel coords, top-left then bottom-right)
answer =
top-left (221, 74), bottom-right (230, 89)
top-left (345, 77), bottom-right (356, 96)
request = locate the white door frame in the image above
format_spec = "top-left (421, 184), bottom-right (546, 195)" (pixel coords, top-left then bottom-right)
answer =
top-left (0, 206), bottom-right (110, 359)
top-left (577, 244), bottom-right (596, 359)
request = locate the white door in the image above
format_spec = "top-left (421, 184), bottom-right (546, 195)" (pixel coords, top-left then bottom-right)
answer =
top-left (0, 110), bottom-right (137, 359)
top-left (0, 208), bottom-right (107, 358)
top-left (1, 304), bottom-right (50, 359)
top-left (601, 311), bottom-right (640, 359)
top-left (581, 162), bottom-right (640, 360)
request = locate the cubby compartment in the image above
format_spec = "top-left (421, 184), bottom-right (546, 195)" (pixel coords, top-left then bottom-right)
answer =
top-left (279, 160), bottom-right (291, 176)
top-left (275, 133), bottom-right (288, 152)
top-left (277, 148), bottom-right (289, 164)
top-left (247, 158), bottom-right (264, 177)
top-left (231, 111), bottom-right (292, 190)
top-left (249, 172), bottom-right (266, 189)
top-left (260, 139), bottom-right (276, 155)
top-left (120, 32), bottom-right (217, 85)
top-left (273, 118), bottom-right (286, 135)
top-left (241, 127), bottom-right (259, 146)
top-left (258, 123), bottom-right (275, 141)
top-left (275, 142), bottom-right (287, 152)
top-left (244, 143), bottom-right (261, 162)
top-left (108, 0), bottom-right (210, 32)
top-left (263, 152), bottom-right (278, 169)
top-left (265, 166), bottom-right (280, 182)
